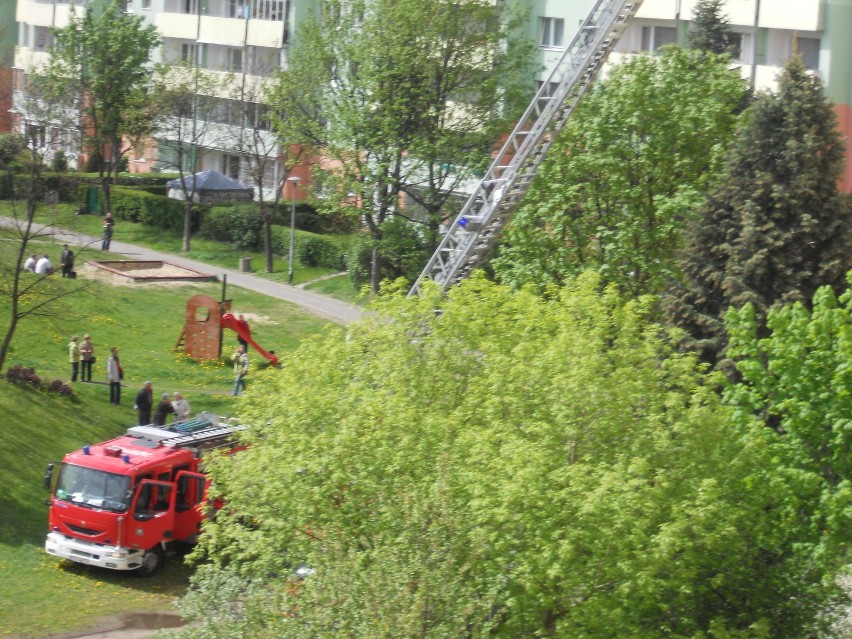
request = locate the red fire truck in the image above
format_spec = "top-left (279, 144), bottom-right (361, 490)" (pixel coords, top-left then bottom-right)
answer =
top-left (43, 414), bottom-right (246, 576)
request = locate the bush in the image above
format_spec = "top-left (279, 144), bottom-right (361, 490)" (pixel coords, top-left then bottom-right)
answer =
top-left (199, 204), bottom-right (262, 251)
top-left (51, 150), bottom-right (68, 173)
top-left (110, 187), bottom-right (195, 232)
top-left (199, 206), bottom-right (233, 243)
top-left (6, 365), bottom-right (42, 388)
top-left (229, 206), bottom-right (264, 251)
top-left (348, 218), bottom-right (430, 289)
top-left (298, 236), bottom-right (347, 270)
top-left (6, 365), bottom-right (74, 396)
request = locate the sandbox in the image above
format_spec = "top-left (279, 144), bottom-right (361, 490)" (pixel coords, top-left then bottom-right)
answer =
top-left (87, 260), bottom-right (217, 283)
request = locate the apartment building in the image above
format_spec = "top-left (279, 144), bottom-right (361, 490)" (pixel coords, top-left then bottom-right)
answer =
top-left (529, 0), bottom-right (852, 190)
top-left (8, 1), bottom-right (852, 193)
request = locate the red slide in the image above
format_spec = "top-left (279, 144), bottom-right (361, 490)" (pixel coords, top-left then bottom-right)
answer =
top-left (221, 313), bottom-right (279, 366)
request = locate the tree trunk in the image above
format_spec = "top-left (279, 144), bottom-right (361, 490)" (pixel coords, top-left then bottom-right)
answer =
top-left (370, 243), bottom-right (381, 294)
top-left (264, 215), bottom-right (274, 273)
top-left (182, 200), bottom-right (192, 252)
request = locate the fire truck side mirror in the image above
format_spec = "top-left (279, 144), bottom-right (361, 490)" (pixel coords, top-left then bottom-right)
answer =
top-left (43, 463), bottom-right (55, 491)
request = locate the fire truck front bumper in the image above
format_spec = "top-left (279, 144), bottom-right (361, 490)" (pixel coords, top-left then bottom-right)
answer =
top-left (45, 532), bottom-right (145, 571)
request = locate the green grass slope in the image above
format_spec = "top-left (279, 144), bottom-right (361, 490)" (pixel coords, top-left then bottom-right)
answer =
top-left (0, 257), bottom-right (337, 637)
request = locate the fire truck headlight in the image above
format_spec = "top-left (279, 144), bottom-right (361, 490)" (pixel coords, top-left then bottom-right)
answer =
top-left (106, 550), bottom-right (127, 559)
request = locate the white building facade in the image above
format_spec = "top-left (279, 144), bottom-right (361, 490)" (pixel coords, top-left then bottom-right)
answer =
top-left (12, 1), bottom-right (852, 195)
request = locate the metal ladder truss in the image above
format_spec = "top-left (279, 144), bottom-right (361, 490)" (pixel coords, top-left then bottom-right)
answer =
top-left (164, 423), bottom-right (248, 449)
top-left (408, 0), bottom-right (644, 297)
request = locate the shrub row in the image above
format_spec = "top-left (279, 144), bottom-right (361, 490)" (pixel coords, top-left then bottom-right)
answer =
top-left (5, 365), bottom-right (74, 397)
top-left (198, 204), bottom-right (349, 268)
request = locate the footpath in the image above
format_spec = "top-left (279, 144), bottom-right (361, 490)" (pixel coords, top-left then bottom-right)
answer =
top-left (6, 219), bottom-right (365, 325)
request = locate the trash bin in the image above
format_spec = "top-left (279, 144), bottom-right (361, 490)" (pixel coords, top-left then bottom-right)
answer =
top-left (239, 257), bottom-right (251, 273)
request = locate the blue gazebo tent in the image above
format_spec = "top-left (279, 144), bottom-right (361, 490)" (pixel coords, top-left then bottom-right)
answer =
top-left (166, 170), bottom-right (254, 205)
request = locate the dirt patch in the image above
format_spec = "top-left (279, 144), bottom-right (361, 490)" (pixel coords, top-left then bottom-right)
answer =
top-left (79, 262), bottom-right (211, 288)
top-left (41, 611), bottom-right (186, 639)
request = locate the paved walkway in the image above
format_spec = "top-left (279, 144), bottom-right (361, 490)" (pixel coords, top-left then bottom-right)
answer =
top-left (8, 220), bottom-right (364, 325)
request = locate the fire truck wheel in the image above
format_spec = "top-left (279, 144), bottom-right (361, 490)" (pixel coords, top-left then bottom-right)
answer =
top-left (136, 545), bottom-right (164, 578)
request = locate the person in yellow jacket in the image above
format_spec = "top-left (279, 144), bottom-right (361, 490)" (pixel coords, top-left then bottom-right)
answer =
top-left (68, 335), bottom-right (81, 382)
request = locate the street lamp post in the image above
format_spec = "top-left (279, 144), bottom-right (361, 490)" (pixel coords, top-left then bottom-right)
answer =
top-left (287, 175), bottom-right (301, 285)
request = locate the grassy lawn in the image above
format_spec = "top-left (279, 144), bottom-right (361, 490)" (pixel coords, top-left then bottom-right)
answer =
top-left (0, 243), bottom-right (338, 637)
top-left (304, 273), bottom-right (368, 304)
top-left (3, 200), bottom-right (355, 290)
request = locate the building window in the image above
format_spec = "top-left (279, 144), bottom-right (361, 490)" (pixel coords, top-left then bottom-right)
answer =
top-left (228, 48), bottom-right (243, 72)
top-left (540, 17), bottom-right (565, 48)
top-left (797, 36), bottom-right (820, 70)
top-left (142, 0), bottom-right (151, 9)
top-left (252, 0), bottom-right (284, 21)
top-left (222, 154), bottom-right (241, 180)
top-left (181, 43), bottom-right (197, 63)
top-left (641, 25), bottom-right (677, 53)
top-left (228, 1), bottom-right (248, 18)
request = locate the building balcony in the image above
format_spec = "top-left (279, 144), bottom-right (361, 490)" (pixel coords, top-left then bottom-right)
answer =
top-left (638, 0), bottom-right (822, 33)
top-left (16, 0), bottom-right (82, 29)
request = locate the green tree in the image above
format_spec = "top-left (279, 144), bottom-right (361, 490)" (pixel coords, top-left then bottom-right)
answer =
top-left (266, 0), bottom-right (532, 293)
top-left (688, 0), bottom-right (735, 55)
top-left (724, 279), bottom-right (852, 572)
top-left (666, 56), bottom-right (852, 362)
top-left (150, 63), bottom-right (236, 253)
top-left (494, 47), bottom-right (747, 297)
top-left (175, 274), bottom-right (836, 638)
top-left (40, 0), bottom-right (160, 214)
top-left (0, 114), bottom-right (91, 371)
top-left (233, 82), bottom-right (306, 274)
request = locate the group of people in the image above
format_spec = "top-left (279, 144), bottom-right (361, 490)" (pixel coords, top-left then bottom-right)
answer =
top-left (67, 334), bottom-right (95, 383)
top-left (21, 211), bottom-right (115, 278)
top-left (23, 252), bottom-right (57, 275)
top-left (64, 309), bottom-right (250, 427)
top-left (67, 333), bottom-right (193, 425)
top-left (133, 381), bottom-right (191, 426)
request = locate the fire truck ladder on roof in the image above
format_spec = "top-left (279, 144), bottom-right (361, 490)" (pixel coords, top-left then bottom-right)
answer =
top-left (408, 0), bottom-right (644, 297)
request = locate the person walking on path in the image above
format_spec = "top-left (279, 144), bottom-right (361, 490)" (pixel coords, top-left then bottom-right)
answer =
top-left (79, 334), bottom-right (95, 382)
top-left (172, 392), bottom-right (191, 421)
top-left (60, 244), bottom-right (75, 278)
top-left (231, 345), bottom-right (249, 396)
top-left (106, 347), bottom-right (123, 404)
top-left (68, 336), bottom-right (80, 382)
top-left (102, 213), bottom-right (115, 251)
top-left (153, 393), bottom-right (175, 426)
top-left (135, 381), bottom-right (154, 425)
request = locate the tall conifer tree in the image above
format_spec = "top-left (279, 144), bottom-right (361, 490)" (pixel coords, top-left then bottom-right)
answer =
top-left (687, 0), bottom-right (734, 55)
top-left (667, 56), bottom-right (852, 362)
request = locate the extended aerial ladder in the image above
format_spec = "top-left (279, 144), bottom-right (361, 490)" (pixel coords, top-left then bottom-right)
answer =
top-left (408, 0), bottom-right (645, 297)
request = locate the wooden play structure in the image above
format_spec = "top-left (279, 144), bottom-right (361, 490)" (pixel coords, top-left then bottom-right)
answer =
top-left (175, 294), bottom-right (279, 366)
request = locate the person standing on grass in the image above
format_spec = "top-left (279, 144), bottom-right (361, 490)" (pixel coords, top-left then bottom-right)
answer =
top-left (68, 335), bottom-right (80, 382)
top-left (79, 334), bottom-right (94, 382)
top-left (153, 393), bottom-right (175, 426)
top-left (106, 347), bottom-right (122, 404)
top-left (102, 212), bottom-right (115, 251)
top-left (60, 244), bottom-right (74, 278)
top-left (172, 391), bottom-right (191, 421)
top-left (134, 381), bottom-right (153, 425)
top-left (231, 345), bottom-right (249, 396)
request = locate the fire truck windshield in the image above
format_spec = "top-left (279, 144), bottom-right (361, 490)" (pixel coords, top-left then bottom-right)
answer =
top-left (54, 464), bottom-right (132, 512)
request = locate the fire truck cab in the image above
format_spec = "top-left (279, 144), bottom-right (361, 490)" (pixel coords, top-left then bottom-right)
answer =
top-left (44, 414), bottom-right (246, 576)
